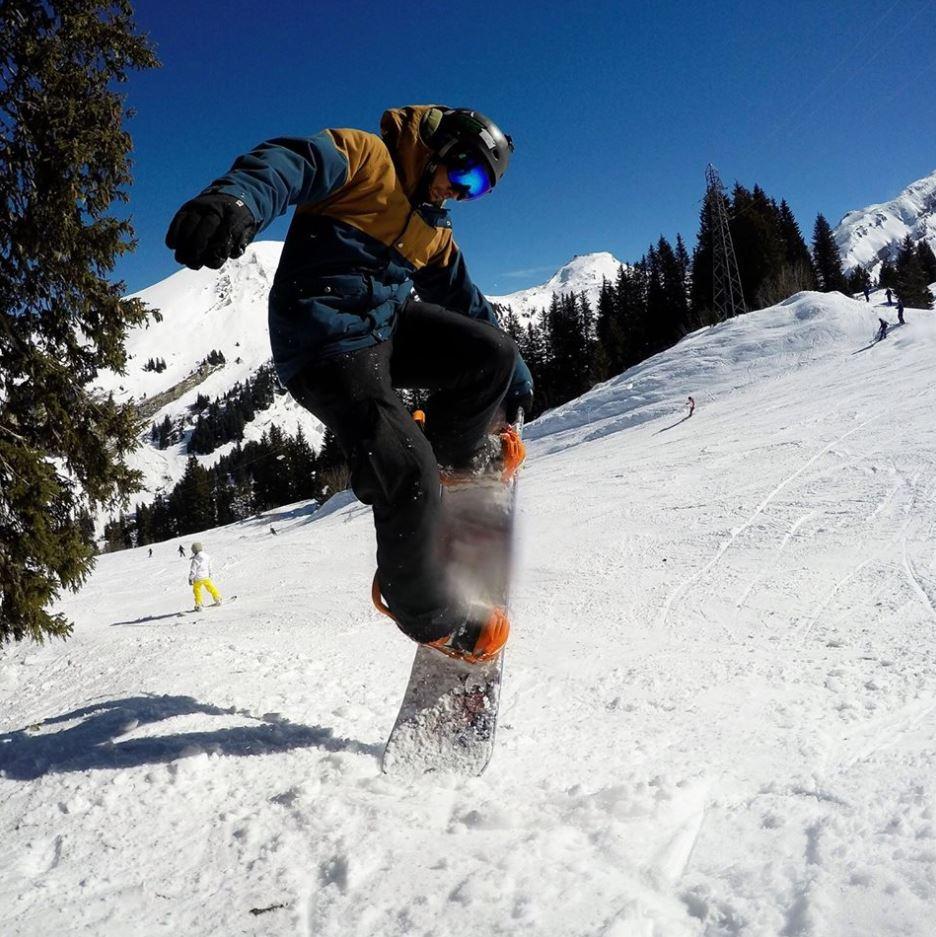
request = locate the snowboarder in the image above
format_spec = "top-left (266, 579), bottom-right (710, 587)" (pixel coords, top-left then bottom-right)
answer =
top-left (863, 287), bottom-right (870, 303)
top-left (877, 318), bottom-right (888, 341)
top-left (886, 287), bottom-right (893, 305)
top-left (177, 545), bottom-right (185, 558)
top-left (166, 106), bottom-right (532, 662)
top-left (897, 299), bottom-right (905, 324)
top-left (687, 396), bottom-right (695, 417)
top-left (188, 542), bottom-right (221, 611)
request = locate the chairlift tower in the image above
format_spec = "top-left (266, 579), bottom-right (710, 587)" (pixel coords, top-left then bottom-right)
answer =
top-left (705, 164), bottom-right (746, 320)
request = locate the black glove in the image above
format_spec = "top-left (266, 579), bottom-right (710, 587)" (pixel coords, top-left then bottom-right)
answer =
top-left (505, 390), bottom-right (533, 424)
top-left (165, 192), bottom-right (258, 270)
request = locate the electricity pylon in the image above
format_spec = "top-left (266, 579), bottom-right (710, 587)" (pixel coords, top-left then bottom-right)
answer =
top-left (705, 164), bottom-right (746, 320)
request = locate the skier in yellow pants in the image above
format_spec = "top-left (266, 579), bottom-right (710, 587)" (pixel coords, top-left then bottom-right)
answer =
top-left (188, 542), bottom-right (221, 611)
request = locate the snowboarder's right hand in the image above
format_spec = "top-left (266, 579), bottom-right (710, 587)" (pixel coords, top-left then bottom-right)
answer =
top-left (166, 192), bottom-right (258, 270)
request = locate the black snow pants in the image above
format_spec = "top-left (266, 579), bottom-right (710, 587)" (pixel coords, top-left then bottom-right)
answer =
top-left (286, 298), bottom-right (517, 642)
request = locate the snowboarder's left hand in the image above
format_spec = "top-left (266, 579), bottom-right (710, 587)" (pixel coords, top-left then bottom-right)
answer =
top-left (166, 191), bottom-right (258, 270)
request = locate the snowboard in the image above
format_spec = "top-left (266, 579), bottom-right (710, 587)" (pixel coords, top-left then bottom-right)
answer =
top-left (180, 594), bottom-right (237, 616)
top-left (381, 418), bottom-right (522, 779)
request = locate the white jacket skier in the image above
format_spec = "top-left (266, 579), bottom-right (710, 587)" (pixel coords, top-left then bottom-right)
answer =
top-left (187, 542), bottom-right (221, 610)
top-left (188, 548), bottom-right (212, 582)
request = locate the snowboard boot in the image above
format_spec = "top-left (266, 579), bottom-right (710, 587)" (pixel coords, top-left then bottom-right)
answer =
top-left (442, 425), bottom-right (526, 486)
top-left (371, 573), bottom-right (510, 664)
top-left (426, 605), bottom-right (510, 664)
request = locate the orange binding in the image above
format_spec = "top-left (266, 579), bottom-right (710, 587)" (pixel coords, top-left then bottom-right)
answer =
top-left (371, 572), bottom-right (396, 621)
top-left (498, 425), bottom-right (525, 483)
top-left (372, 574), bottom-right (508, 664)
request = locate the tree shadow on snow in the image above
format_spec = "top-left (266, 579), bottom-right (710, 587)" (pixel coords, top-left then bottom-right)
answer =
top-left (0, 694), bottom-right (381, 781)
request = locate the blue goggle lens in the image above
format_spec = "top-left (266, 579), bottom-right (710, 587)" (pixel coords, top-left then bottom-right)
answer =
top-left (446, 157), bottom-right (493, 200)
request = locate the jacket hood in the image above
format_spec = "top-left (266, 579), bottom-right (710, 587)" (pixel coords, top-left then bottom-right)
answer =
top-left (379, 104), bottom-right (440, 201)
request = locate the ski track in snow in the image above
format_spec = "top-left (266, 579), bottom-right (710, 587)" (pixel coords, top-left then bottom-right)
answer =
top-left (4, 291), bottom-right (936, 936)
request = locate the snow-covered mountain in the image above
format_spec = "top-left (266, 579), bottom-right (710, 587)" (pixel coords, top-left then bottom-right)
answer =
top-left (96, 242), bottom-right (323, 502)
top-left (489, 251), bottom-right (624, 319)
top-left (101, 248), bottom-right (625, 509)
top-left (834, 168), bottom-right (936, 275)
top-left (5, 288), bottom-right (936, 936)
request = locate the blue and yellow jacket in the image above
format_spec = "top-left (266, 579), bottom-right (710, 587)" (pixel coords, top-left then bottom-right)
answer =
top-left (206, 105), bottom-right (532, 400)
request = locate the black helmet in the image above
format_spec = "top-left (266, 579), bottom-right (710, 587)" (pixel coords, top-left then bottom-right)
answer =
top-left (422, 107), bottom-right (514, 195)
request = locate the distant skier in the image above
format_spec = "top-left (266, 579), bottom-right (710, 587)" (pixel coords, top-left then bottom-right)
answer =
top-left (178, 545), bottom-right (185, 558)
top-left (863, 287), bottom-right (870, 303)
top-left (897, 299), bottom-right (905, 324)
top-left (876, 318), bottom-right (888, 342)
top-left (165, 105), bottom-right (531, 662)
top-left (188, 542), bottom-right (221, 611)
top-left (148, 547), bottom-right (153, 558)
top-left (270, 525), bottom-right (277, 536)
top-left (687, 396), bottom-right (695, 417)
top-left (886, 288), bottom-right (893, 305)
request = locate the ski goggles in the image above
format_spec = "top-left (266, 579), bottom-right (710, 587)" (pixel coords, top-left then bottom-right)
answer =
top-left (445, 152), bottom-right (495, 200)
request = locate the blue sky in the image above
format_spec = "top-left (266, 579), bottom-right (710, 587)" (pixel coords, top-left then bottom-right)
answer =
top-left (117, 0), bottom-right (936, 296)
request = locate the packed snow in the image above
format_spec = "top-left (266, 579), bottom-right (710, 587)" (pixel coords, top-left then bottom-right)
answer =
top-left (834, 168), bottom-right (936, 276)
top-left (3, 289), bottom-right (936, 936)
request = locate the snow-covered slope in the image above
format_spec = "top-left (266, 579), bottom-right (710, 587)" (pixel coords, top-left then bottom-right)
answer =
top-left (834, 169), bottom-right (936, 275)
top-left (4, 290), bottom-right (936, 936)
top-left (98, 242), bottom-right (324, 500)
top-left (489, 251), bottom-right (624, 319)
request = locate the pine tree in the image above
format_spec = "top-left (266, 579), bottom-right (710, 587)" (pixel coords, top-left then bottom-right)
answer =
top-left (502, 306), bottom-right (523, 345)
top-left (594, 276), bottom-right (624, 381)
top-left (318, 428), bottom-right (350, 496)
top-left (644, 245), bottom-right (667, 353)
top-left (877, 259), bottom-right (898, 290)
top-left (777, 201), bottom-right (815, 279)
top-left (150, 493), bottom-right (174, 543)
top-left (811, 214), bottom-right (848, 294)
top-left (621, 259), bottom-right (651, 366)
top-left (286, 426), bottom-right (321, 503)
top-left (763, 199), bottom-right (818, 302)
top-left (542, 293), bottom-right (594, 406)
top-left (655, 236), bottom-right (691, 345)
top-left (157, 415), bottom-right (173, 450)
top-left (518, 321), bottom-right (549, 415)
top-left (915, 241), bottom-right (936, 284)
top-left (170, 457), bottom-right (214, 536)
top-left (845, 265), bottom-right (872, 295)
top-left (690, 189), bottom-right (718, 318)
top-left (0, 1), bottom-right (158, 643)
top-left (729, 185), bottom-right (787, 309)
top-left (895, 235), bottom-right (934, 308)
top-left (674, 234), bottom-right (692, 310)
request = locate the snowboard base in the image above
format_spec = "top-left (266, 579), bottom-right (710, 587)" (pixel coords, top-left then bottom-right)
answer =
top-left (381, 646), bottom-right (504, 778)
